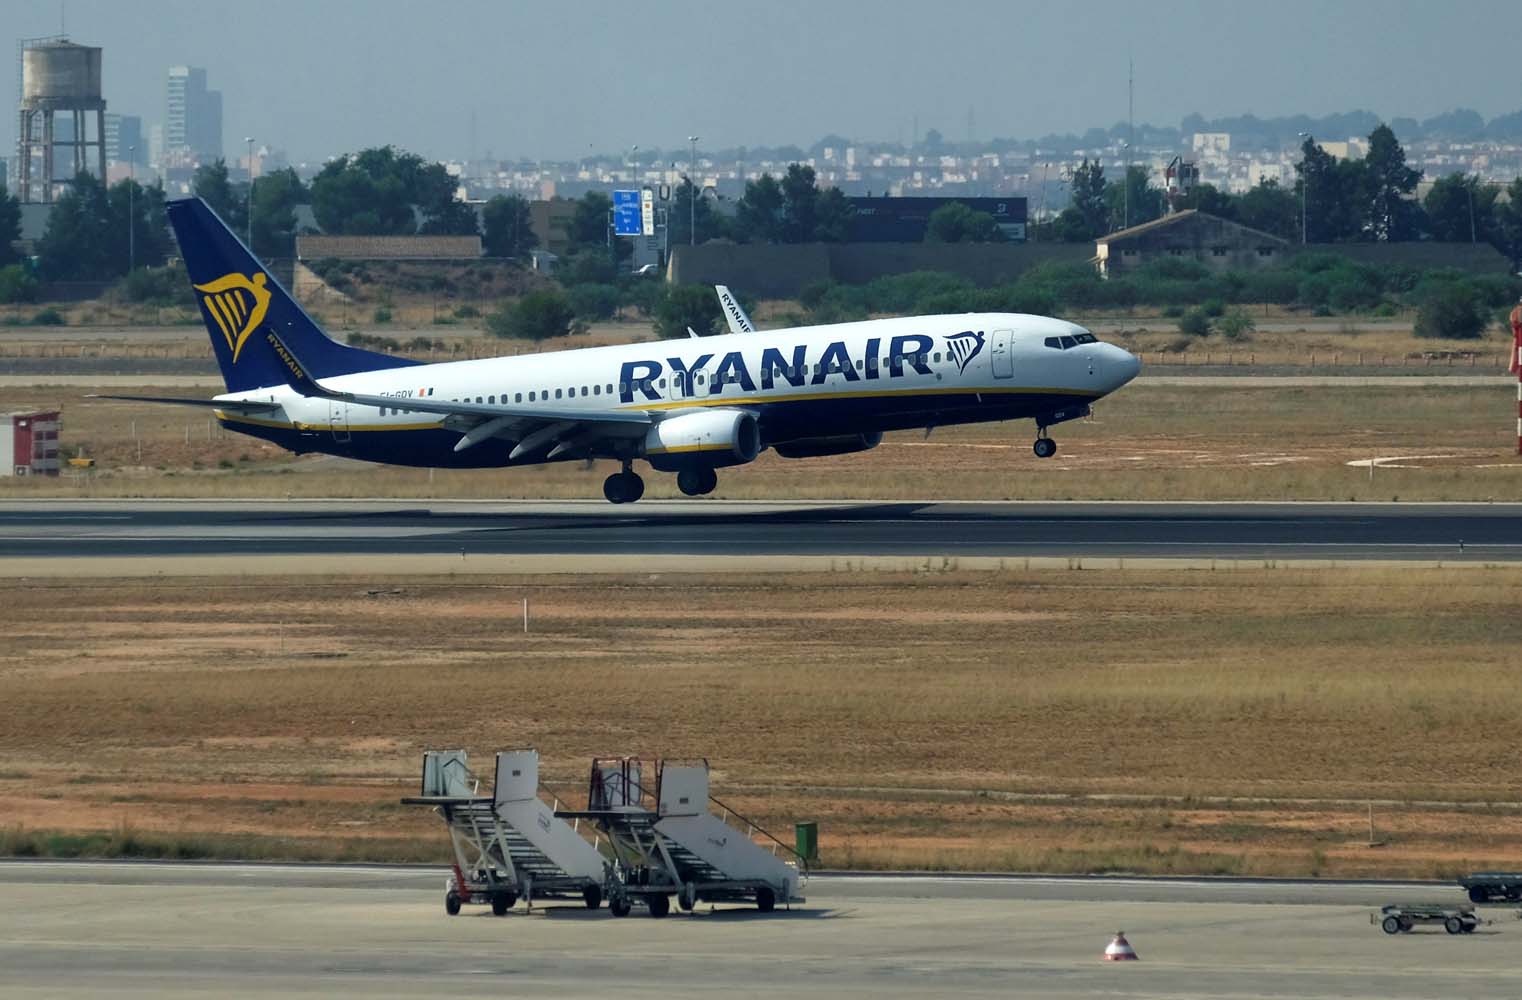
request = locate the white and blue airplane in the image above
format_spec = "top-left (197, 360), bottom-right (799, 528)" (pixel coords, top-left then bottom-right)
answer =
top-left (106, 198), bottom-right (1140, 504)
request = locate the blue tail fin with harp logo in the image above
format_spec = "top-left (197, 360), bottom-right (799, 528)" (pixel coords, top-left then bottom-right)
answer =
top-left (167, 197), bottom-right (419, 393)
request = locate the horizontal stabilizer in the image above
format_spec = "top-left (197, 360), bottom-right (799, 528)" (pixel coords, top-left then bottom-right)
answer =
top-left (86, 394), bottom-right (281, 414)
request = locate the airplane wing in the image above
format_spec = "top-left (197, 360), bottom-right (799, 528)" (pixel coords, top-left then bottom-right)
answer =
top-left (267, 329), bottom-right (652, 456)
top-left (715, 285), bottom-right (756, 334)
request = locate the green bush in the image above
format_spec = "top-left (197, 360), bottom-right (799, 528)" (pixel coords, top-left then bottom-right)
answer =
top-left (372, 306), bottom-right (392, 323)
top-left (861, 272), bottom-right (972, 312)
top-left (120, 265), bottom-right (191, 306)
top-left (1177, 307), bottom-right (1210, 337)
top-left (566, 282), bottom-right (620, 321)
top-left (1201, 298), bottom-right (1226, 318)
top-left (1215, 307), bottom-right (1256, 341)
top-left (653, 284), bottom-right (722, 338)
top-left (486, 289), bottom-right (582, 341)
top-left (556, 251), bottom-right (619, 288)
top-left (0, 264), bottom-right (40, 305)
top-left (1414, 280), bottom-right (1487, 340)
top-left (452, 305), bottom-right (480, 319)
top-left (30, 307), bottom-right (65, 326)
top-left (1161, 304), bottom-right (1184, 317)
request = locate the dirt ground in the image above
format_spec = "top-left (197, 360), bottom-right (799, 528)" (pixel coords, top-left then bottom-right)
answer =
top-left (2, 568), bottom-right (1521, 876)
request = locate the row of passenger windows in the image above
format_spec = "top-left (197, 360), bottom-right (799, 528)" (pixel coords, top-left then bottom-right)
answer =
top-left (378, 353), bottom-right (956, 414)
top-left (1043, 333), bottom-right (1098, 350)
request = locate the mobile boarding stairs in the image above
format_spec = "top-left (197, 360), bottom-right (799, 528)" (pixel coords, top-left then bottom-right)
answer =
top-left (402, 749), bottom-right (606, 915)
top-left (556, 757), bottom-right (807, 917)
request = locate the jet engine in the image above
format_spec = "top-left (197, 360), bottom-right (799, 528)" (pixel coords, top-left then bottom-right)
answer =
top-left (643, 408), bottom-right (761, 471)
top-left (771, 431), bottom-right (883, 459)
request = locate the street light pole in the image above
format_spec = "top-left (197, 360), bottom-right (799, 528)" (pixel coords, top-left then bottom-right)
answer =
top-left (1036, 162), bottom-right (1050, 242)
top-left (687, 135), bottom-right (700, 246)
top-left (244, 136), bottom-right (255, 253)
top-left (1297, 132), bottom-right (1309, 245)
top-left (1120, 141), bottom-right (1130, 230)
top-left (127, 146), bottom-right (135, 273)
top-left (1467, 180), bottom-right (1477, 243)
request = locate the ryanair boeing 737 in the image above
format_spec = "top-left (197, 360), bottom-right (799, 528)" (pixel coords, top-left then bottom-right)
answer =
top-left (107, 198), bottom-right (1140, 503)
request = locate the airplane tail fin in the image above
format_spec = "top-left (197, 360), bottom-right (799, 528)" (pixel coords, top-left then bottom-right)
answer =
top-left (167, 197), bottom-right (418, 393)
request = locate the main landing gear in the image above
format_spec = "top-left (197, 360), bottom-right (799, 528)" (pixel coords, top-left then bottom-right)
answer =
top-left (676, 467), bottom-right (718, 497)
top-left (1032, 432), bottom-right (1058, 459)
top-left (603, 463), bottom-right (645, 504)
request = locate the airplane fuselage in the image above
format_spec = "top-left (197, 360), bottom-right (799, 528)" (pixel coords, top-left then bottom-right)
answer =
top-left (214, 312), bottom-right (1138, 470)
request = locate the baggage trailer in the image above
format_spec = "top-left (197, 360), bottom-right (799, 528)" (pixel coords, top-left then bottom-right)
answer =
top-left (402, 749), bottom-right (607, 915)
top-left (1375, 903), bottom-right (1481, 935)
top-left (1458, 872), bottom-right (1522, 903)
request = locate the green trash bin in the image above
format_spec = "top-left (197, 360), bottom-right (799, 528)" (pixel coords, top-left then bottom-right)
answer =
top-left (795, 821), bottom-right (819, 865)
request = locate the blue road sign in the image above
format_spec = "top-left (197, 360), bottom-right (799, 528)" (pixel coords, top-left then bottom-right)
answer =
top-left (612, 190), bottom-right (642, 236)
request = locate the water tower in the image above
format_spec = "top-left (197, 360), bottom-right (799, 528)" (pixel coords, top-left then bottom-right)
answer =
top-left (16, 38), bottom-right (107, 203)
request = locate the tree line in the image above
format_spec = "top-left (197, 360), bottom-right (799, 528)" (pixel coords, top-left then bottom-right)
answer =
top-left (1043, 124), bottom-right (1522, 267)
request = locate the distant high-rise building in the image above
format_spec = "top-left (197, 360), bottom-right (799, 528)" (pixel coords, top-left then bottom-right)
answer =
top-left (165, 65), bottom-right (223, 164)
top-left (104, 113), bottom-right (144, 165)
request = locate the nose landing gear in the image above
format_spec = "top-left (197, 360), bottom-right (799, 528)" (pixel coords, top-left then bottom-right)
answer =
top-left (1033, 434), bottom-right (1057, 459)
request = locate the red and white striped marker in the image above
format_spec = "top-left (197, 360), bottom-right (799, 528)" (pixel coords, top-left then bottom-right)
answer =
top-left (1103, 931), bottom-right (1140, 961)
top-left (1510, 302), bottom-right (1522, 456)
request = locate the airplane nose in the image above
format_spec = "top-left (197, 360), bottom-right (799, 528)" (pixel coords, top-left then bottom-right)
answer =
top-left (1104, 344), bottom-right (1141, 390)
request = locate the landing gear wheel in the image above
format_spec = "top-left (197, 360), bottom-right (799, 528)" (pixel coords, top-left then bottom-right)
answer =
top-left (679, 883), bottom-right (697, 912)
top-left (676, 467), bottom-right (718, 497)
top-left (491, 893), bottom-right (514, 916)
top-left (609, 896), bottom-right (631, 918)
top-left (647, 894), bottom-right (671, 918)
top-left (445, 891), bottom-right (462, 916)
top-left (755, 887), bottom-right (776, 913)
top-left (583, 885), bottom-right (602, 909)
top-left (1381, 915), bottom-right (1400, 934)
top-left (603, 471), bottom-right (646, 504)
top-left (1445, 916), bottom-right (1464, 934)
top-left (1033, 437), bottom-right (1057, 459)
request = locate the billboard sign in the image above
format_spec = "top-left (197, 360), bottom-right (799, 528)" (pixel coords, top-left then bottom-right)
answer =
top-left (612, 190), bottom-right (642, 236)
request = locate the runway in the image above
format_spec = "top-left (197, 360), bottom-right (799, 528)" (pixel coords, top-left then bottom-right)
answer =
top-left (0, 499), bottom-right (1519, 563)
top-left (0, 861), bottom-right (1512, 998)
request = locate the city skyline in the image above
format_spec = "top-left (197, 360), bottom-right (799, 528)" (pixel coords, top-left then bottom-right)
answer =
top-left (6, 0), bottom-right (1522, 167)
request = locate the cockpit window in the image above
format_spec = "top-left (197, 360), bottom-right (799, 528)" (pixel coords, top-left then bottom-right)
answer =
top-left (1073, 332), bottom-right (1097, 344)
top-left (1059, 335), bottom-right (1077, 349)
top-left (1044, 336), bottom-right (1061, 349)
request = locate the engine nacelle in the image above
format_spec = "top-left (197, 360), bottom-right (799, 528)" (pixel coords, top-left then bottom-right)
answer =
top-left (643, 408), bottom-right (761, 471)
top-left (771, 431), bottom-right (884, 459)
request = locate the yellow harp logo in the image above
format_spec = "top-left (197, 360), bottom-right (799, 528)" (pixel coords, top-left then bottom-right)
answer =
top-left (194, 272), bottom-right (272, 363)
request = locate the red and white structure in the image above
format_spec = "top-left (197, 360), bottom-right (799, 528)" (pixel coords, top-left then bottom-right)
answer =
top-left (2, 410), bottom-right (61, 477)
top-left (1510, 302), bottom-right (1522, 456)
top-left (1103, 931), bottom-right (1140, 961)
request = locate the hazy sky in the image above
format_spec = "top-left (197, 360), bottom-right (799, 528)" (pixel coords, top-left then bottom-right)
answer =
top-left (7, 0), bottom-right (1522, 163)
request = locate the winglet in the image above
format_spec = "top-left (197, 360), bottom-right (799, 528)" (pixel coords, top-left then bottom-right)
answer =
top-left (715, 285), bottom-right (756, 334)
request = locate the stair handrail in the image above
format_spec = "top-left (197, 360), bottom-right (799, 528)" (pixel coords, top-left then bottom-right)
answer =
top-left (706, 791), bottom-right (810, 879)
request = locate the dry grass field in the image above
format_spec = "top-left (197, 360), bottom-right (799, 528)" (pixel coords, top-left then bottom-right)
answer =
top-left (3, 380), bottom-right (1520, 502)
top-left (2, 568), bottom-right (1521, 877)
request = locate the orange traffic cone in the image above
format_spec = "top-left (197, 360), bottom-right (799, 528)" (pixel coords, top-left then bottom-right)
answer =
top-left (1103, 931), bottom-right (1139, 961)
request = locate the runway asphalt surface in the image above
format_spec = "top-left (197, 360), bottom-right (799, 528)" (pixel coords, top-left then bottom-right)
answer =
top-left (2, 861), bottom-right (1514, 998)
top-left (1, 499), bottom-right (1520, 562)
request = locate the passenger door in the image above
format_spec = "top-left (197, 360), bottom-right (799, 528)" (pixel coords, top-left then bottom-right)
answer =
top-left (328, 400), bottom-right (350, 443)
top-left (991, 329), bottom-right (1014, 379)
